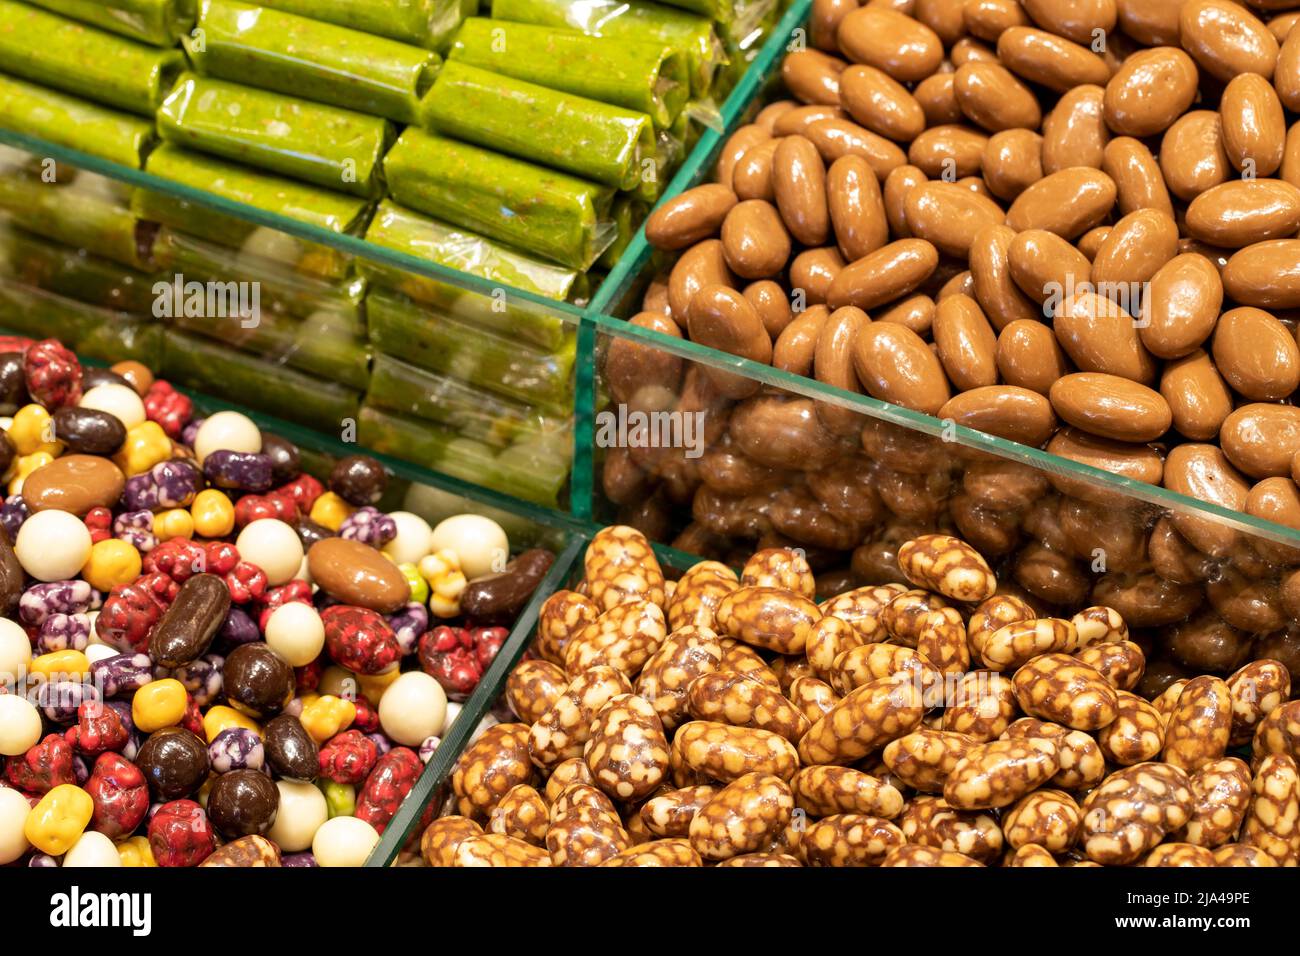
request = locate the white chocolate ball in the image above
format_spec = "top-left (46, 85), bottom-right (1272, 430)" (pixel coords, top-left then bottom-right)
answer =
top-left (378, 671), bottom-right (447, 746)
top-left (264, 602), bottom-right (325, 668)
top-left (79, 383), bottom-right (145, 430)
top-left (62, 830), bottom-right (121, 867)
top-left (15, 510), bottom-right (92, 582)
top-left (0, 618), bottom-right (31, 680)
top-left (312, 816), bottom-right (380, 867)
top-left (194, 411), bottom-right (262, 465)
top-left (0, 695), bottom-right (42, 755)
top-left (236, 519), bottom-right (304, 587)
top-left (0, 786), bottom-right (30, 864)
top-left (267, 780), bottom-right (328, 852)
top-left (430, 514), bottom-right (508, 579)
top-left (383, 511), bottom-right (434, 566)
top-left (84, 643), bottom-right (118, 666)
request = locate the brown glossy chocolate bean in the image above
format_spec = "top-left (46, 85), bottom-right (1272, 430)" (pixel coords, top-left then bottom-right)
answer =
top-left (883, 164), bottom-right (927, 238)
top-left (0, 527), bottom-right (21, 617)
top-left (21, 454), bottom-right (125, 517)
top-left (668, 239), bottom-right (735, 327)
top-left (223, 643), bottom-right (295, 719)
top-left (1164, 444), bottom-right (1251, 557)
top-left (1179, 0), bottom-right (1278, 83)
top-left (1102, 47), bottom-right (1198, 138)
top-left (772, 135), bottom-right (830, 247)
top-left (263, 714), bottom-right (319, 781)
top-left (307, 537), bottom-right (411, 614)
top-left (1023, 0), bottom-right (1116, 43)
top-left (969, 225), bottom-right (1041, 330)
top-left (814, 306), bottom-right (870, 436)
top-left (1116, 0), bottom-right (1182, 45)
top-left (1186, 180), bottom-right (1300, 249)
top-left (805, 118), bottom-right (909, 177)
top-left (963, 0), bottom-right (1029, 39)
top-left (954, 61), bottom-right (1041, 132)
top-left (686, 285), bottom-right (772, 400)
top-left (1159, 350), bottom-right (1234, 442)
top-left (828, 238), bottom-right (939, 310)
top-left (1222, 240), bottom-right (1300, 309)
top-left (773, 104), bottom-right (846, 137)
top-left (328, 455), bottom-right (386, 507)
top-left (1006, 167), bottom-right (1117, 239)
top-left (811, 0), bottom-right (858, 51)
top-left (827, 155), bottom-right (889, 261)
top-left (907, 124), bottom-right (988, 179)
top-left (837, 5), bottom-right (945, 82)
top-left (838, 65), bottom-right (927, 142)
top-left (772, 305), bottom-right (829, 376)
top-left (208, 769), bottom-right (280, 839)
top-left (645, 184), bottom-right (738, 251)
top-left (732, 138), bottom-right (780, 202)
top-left (1041, 85), bottom-right (1107, 174)
top-left (1220, 404), bottom-right (1300, 479)
top-left (1160, 111), bottom-right (1231, 202)
top-left (743, 281), bottom-right (795, 340)
top-left (782, 48), bottom-right (846, 106)
top-left (1102, 137), bottom-right (1174, 218)
top-left (914, 73), bottom-right (963, 127)
top-left (715, 124), bottom-right (770, 190)
top-left (1052, 291), bottom-right (1157, 385)
top-left (932, 294), bottom-right (998, 390)
top-left (996, 27), bottom-right (1111, 92)
top-left (1008, 229), bottom-right (1091, 306)
top-left (149, 573), bottom-right (231, 668)
top-left (1049, 373), bottom-right (1171, 443)
top-left (852, 321), bottom-right (952, 415)
top-left (721, 200), bottom-right (792, 279)
top-left (1210, 307), bottom-right (1300, 400)
top-left (1221, 73), bottom-right (1286, 177)
top-left (1089, 209), bottom-right (1179, 293)
top-left (1046, 427), bottom-right (1165, 499)
top-left (903, 182), bottom-right (1004, 259)
top-left (1140, 254), bottom-right (1223, 359)
top-left (996, 320), bottom-right (1070, 396)
top-left (790, 247), bottom-right (846, 305)
top-left (604, 312), bottom-right (684, 405)
top-left (981, 129), bottom-right (1044, 201)
top-left (938, 386), bottom-right (1056, 446)
top-left (1279, 23), bottom-right (1300, 112)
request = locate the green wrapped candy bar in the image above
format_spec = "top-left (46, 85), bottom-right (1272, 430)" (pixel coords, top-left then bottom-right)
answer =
top-left (144, 144), bottom-right (369, 242)
top-left (158, 74), bottom-right (391, 198)
top-left (0, 274), bottom-right (164, 365)
top-left (361, 200), bottom-right (576, 349)
top-left (0, 74), bottom-right (154, 169)
top-left (0, 168), bottom-right (152, 270)
top-left (259, 0), bottom-right (473, 50)
top-left (366, 287), bottom-right (575, 411)
top-left (187, 0), bottom-right (439, 125)
top-left (152, 227), bottom-right (365, 323)
top-left (384, 128), bottom-right (614, 270)
top-left (489, 0), bottom-right (722, 96)
top-left (422, 61), bottom-right (653, 192)
top-left (357, 404), bottom-right (570, 507)
top-left (449, 18), bottom-right (686, 129)
top-left (0, 222), bottom-right (156, 312)
top-left (163, 329), bottom-right (360, 432)
top-left (168, 306), bottom-right (371, 390)
top-left (366, 352), bottom-right (560, 449)
top-left (25, 0), bottom-right (191, 46)
top-left (0, 1), bottom-right (183, 116)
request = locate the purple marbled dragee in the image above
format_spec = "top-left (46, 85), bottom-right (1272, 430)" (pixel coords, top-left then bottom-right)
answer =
top-left (114, 509), bottom-right (157, 553)
top-left (203, 450), bottom-right (273, 492)
top-left (388, 602), bottom-right (429, 656)
top-left (208, 727), bottom-right (266, 773)
top-left (92, 652), bottom-right (154, 698)
top-left (19, 579), bottom-right (94, 626)
top-left (1, 494), bottom-right (28, 539)
top-left (339, 506), bottom-right (397, 547)
top-left (36, 612), bottom-right (92, 653)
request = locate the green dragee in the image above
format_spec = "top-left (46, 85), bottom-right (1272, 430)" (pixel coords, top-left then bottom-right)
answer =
top-left (383, 127), bottom-right (614, 270)
top-left (0, 0), bottom-right (183, 116)
top-left (23, 0), bottom-right (191, 45)
top-left (488, 0), bottom-right (722, 96)
top-left (157, 73), bottom-right (392, 197)
top-left (449, 17), bottom-right (686, 128)
top-left (187, 0), bottom-right (440, 124)
top-left (421, 60), bottom-right (653, 191)
top-left (0, 74), bottom-right (155, 168)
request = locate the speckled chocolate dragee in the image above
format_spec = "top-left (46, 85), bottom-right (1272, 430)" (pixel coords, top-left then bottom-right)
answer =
top-left (428, 524), bottom-right (1300, 867)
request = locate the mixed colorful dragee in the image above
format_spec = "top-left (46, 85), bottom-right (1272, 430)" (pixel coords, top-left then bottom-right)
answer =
top-left (425, 524), bottom-right (1299, 867)
top-left (0, 336), bottom-right (553, 867)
